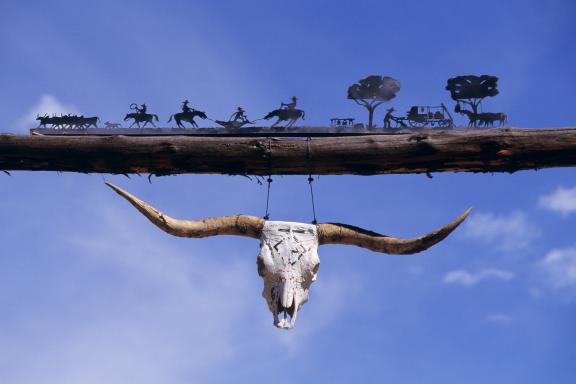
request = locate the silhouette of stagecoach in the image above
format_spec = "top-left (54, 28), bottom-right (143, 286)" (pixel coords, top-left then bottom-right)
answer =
top-left (397, 103), bottom-right (453, 128)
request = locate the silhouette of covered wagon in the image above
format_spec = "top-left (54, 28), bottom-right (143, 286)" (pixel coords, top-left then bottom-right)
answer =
top-left (394, 103), bottom-right (453, 128)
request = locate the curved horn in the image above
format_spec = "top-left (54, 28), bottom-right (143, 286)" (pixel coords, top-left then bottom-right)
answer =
top-left (317, 208), bottom-right (472, 255)
top-left (105, 182), bottom-right (264, 239)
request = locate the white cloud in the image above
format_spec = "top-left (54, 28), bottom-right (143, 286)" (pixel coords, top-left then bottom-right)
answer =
top-left (462, 211), bottom-right (539, 252)
top-left (16, 94), bottom-right (80, 130)
top-left (0, 195), bottom-right (356, 384)
top-left (0, 208), bottom-right (256, 384)
top-left (539, 246), bottom-right (576, 290)
top-left (443, 269), bottom-right (515, 286)
top-left (484, 313), bottom-right (514, 325)
top-left (539, 186), bottom-right (576, 215)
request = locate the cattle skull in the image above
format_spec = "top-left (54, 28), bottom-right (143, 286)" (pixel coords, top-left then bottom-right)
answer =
top-left (106, 183), bottom-right (471, 330)
top-left (258, 221), bottom-right (319, 329)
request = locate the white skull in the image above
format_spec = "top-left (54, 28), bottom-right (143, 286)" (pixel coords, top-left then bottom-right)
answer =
top-left (106, 183), bottom-right (471, 331)
top-left (257, 221), bottom-right (320, 330)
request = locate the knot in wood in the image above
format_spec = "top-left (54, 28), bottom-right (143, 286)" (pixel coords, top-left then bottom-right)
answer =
top-left (408, 134), bottom-right (429, 143)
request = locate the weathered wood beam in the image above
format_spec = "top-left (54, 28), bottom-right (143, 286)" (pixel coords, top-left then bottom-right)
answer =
top-left (1, 128), bottom-right (576, 176)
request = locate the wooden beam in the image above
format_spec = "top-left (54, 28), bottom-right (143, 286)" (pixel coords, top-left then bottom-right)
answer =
top-left (2, 128), bottom-right (576, 176)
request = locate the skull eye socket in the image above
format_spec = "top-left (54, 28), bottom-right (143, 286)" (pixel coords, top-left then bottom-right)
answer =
top-left (312, 262), bottom-right (320, 275)
top-left (257, 257), bottom-right (266, 277)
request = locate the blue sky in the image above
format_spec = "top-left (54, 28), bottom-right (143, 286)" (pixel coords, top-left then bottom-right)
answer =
top-left (1, 0), bottom-right (576, 383)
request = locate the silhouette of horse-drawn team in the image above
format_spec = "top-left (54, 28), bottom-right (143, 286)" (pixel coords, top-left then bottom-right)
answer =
top-left (37, 75), bottom-right (508, 130)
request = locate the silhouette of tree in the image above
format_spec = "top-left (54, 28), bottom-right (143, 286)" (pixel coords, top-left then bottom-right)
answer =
top-left (446, 75), bottom-right (499, 115)
top-left (347, 75), bottom-right (401, 128)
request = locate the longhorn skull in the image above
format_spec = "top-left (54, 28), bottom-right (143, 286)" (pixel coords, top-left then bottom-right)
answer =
top-left (106, 183), bottom-right (471, 330)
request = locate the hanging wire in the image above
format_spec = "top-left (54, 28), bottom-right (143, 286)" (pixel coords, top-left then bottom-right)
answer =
top-left (308, 175), bottom-right (317, 224)
top-left (263, 138), bottom-right (273, 220)
top-left (306, 137), bottom-right (318, 224)
top-left (264, 175), bottom-right (272, 220)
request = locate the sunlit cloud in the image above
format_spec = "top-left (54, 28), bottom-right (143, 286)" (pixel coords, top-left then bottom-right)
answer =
top-left (0, 192), bottom-right (356, 384)
top-left (16, 94), bottom-right (80, 131)
top-left (462, 211), bottom-right (540, 252)
top-left (539, 246), bottom-right (576, 291)
top-left (539, 186), bottom-right (576, 215)
top-left (443, 269), bottom-right (515, 286)
top-left (0, 204), bottom-right (257, 384)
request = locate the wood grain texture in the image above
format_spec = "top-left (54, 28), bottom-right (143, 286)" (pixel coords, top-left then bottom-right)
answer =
top-left (2, 128), bottom-right (576, 175)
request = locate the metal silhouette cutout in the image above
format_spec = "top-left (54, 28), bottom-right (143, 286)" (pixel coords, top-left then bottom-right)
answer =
top-left (264, 96), bottom-right (305, 128)
top-left (104, 121), bottom-right (122, 129)
top-left (36, 114), bottom-right (100, 129)
top-left (383, 108), bottom-right (406, 128)
top-left (348, 75), bottom-right (401, 128)
top-left (390, 104), bottom-right (453, 128)
top-left (124, 103), bottom-right (159, 128)
top-left (167, 100), bottom-right (208, 128)
top-left (214, 107), bottom-right (254, 128)
top-left (446, 75), bottom-right (507, 127)
top-left (32, 74), bottom-right (509, 134)
top-left (330, 118), bottom-right (355, 128)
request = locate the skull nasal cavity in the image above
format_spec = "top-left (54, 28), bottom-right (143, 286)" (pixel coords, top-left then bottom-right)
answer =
top-left (281, 282), bottom-right (294, 310)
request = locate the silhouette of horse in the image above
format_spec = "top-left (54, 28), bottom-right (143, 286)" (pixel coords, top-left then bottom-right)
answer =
top-left (264, 108), bottom-right (305, 128)
top-left (477, 112), bottom-right (507, 127)
top-left (456, 108), bottom-right (507, 127)
top-left (167, 110), bottom-right (208, 128)
top-left (124, 113), bottom-right (159, 128)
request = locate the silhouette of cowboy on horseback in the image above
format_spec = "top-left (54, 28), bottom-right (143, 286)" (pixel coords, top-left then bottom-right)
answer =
top-left (126, 103), bottom-right (158, 128)
top-left (265, 96), bottom-right (305, 128)
top-left (281, 96), bottom-right (297, 111)
top-left (181, 100), bottom-right (194, 114)
top-left (136, 103), bottom-right (147, 114)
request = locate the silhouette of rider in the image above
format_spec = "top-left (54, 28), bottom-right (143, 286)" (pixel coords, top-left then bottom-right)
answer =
top-left (230, 107), bottom-right (248, 122)
top-left (181, 100), bottom-right (193, 114)
top-left (136, 103), bottom-right (147, 115)
top-left (281, 96), bottom-right (297, 110)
